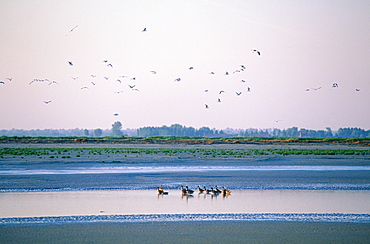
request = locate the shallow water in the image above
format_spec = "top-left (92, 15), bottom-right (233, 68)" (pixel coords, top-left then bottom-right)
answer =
top-left (1, 190), bottom-right (370, 218)
top-left (1, 154), bottom-right (370, 191)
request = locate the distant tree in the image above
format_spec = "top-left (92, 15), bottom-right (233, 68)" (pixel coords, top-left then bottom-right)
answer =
top-left (111, 121), bottom-right (123, 136)
top-left (83, 129), bottom-right (89, 137)
top-left (93, 128), bottom-right (103, 137)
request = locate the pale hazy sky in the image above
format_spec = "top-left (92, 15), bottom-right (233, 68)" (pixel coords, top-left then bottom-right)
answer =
top-left (0, 0), bottom-right (369, 131)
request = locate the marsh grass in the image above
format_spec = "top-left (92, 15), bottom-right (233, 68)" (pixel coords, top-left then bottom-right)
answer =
top-left (0, 147), bottom-right (369, 159)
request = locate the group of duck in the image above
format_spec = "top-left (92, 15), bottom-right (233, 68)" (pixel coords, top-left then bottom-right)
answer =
top-left (157, 185), bottom-right (231, 196)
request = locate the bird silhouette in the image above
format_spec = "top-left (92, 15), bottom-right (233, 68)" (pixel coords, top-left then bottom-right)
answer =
top-left (225, 71), bottom-right (229, 75)
top-left (150, 71), bottom-right (157, 74)
top-left (174, 78), bottom-right (181, 82)
top-left (107, 63), bottom-right (113, 68)
top-left (247, 87), bottom-right (251, 92)
top-left (142, 27), bottom-right (147, 32)
top-left (68, 61), bottom-right (73, 66)
top-left (43, 100), bottom-right (52, 104)
top-left (90, 75), bottom-right (96, 78)
top-left (332, 83), bottom-right (338, 88)
top-left (236, 92), bottom-right (242, 96)
top-left (65, 25), bottom-right (78, 36)
top-left (113, 113), bottom-right (119, 116)
top-left (104, 77), bottom-right (109, 80)
top-left (252, 49), bottom-right (261, 55)
top-left (6, 77), bottom-right (12, 81)
top-left (48, 81), bottom-right (59, 85)
top-left (0, 81), bottom-right (5, 84)
top-left (205, 104), bottom-right (209, 109)
top-left (128, 85), bottom-right (136, 89)
top-left (219, 90), bottom-right (225, 94)
top-left (71, 77), bottom-right (79, 80)
top-left (188, 67), bottom-right (194, 70)
top-left (209, 72), bottom-right (215, 75)
top-left (81, 87), bottom-right (89, 89)
top-left (355, 89), bottom-right (360, 92)
top-left (218, 98), bottom-right (221, 102)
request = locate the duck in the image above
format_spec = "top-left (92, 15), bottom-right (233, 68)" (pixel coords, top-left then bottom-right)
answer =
top-left (157, 186), bottom-right (168, 195)
top-left (197, 186), bottom-right (205, 194)
top-left (180, 186), bottom-right (194, 195)
top-left (221, 187), bottom-right (231, 196)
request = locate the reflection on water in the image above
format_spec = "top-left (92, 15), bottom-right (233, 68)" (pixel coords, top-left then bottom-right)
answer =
top-left (1, 190), bottom-right (370, 218)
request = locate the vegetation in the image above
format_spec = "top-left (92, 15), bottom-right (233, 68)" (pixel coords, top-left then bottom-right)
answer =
top-left (0, 135), bottom-right (369, 146)
top-left (0, 147), bottom-right (369, 158)
top-left (1, 124), bottom-right (370, 138)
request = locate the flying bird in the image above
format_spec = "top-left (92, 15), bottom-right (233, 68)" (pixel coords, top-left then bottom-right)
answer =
top-left (0, 81), bottom-right (5, 84)
top-left (113, 113), bottom-right (119, 116)
top-left (90, 75), bottom-right (96, 78)
top-left (225, 71), bottom-right (229, 75)
top-left (81, 86), bottom-right (89, 89)
top-left (209, 72), bottom-right (215, 75)
top-left (174, 78), bottom-right (181, 82)
top-left (71, 77), bottom-right (79, 80)
top-left (188, 67), bottom-right (194, 70)
top-left (107, 63), bottom-right (113, 68)
top-left (252, 49), bottom-right (261, 55)
top-left (219, 90), bottom-right (225, 94)
top-left (102, 60), bottom-right (108, 63)
top-left (355, 89), bottom-right (360, 92)
top-left (43, 100), bottom-right (52, 104)
top-left (240, 80), bottom-right (246, 83)
top-left (306, 87), bottom-right (321, 91)
top-left (66, 25), bottom-right (78, 36)
top-left (116, 79), bottom-right (122, 83)
top-left (142, 28), bottom-right (147, 32)
top-left (104, 77), bottom-right (109, 80)
top-left (240, 65), bottom-right (246, 69)
top-left (48, 81), bottom-right (59, 85)
top-left (68, 61), bottom-right (73, 66)
top-left (218, 98), bottom-right (221, 102)
top-left (205, 104), bottom-right (209, 109)
top-left (6, 77), bottom-right (12, 81)
top-left (128, 85), bottom-right (136, 89)
top-left (332, 83), bottom-right (338, 88)
top-left (150, 71), bottom-right (157, 74)
top-left (247, 87), bottom-right (251, 92)
top-left (91, 82), bottom-right (96, 85)
top-left (236, 92), bottom-right (242, 96)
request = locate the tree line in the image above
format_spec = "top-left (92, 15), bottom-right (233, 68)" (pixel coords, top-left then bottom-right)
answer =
top-left (0, 122), bottom-right (369, 138)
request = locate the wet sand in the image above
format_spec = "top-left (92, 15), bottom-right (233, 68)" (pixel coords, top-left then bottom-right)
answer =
top-left (1, 221), bottom-right (370, 244)
top-left (1, 190), bottom-right (370, 218)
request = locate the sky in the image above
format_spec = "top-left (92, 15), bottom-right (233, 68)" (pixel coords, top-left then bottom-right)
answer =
top-left (0, 0), bottom-right (369, 131)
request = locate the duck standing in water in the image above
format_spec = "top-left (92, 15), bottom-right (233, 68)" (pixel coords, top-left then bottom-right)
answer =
top-left (181, 186), bottom-right (194, 195)
top-left (221, 187), bottom-right (231, 196)
top-left (157, 185), bottom-right (168, 195)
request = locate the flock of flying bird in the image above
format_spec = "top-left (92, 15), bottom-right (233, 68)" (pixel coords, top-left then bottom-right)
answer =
top-left (0, 26), bottom-right (362, 111)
